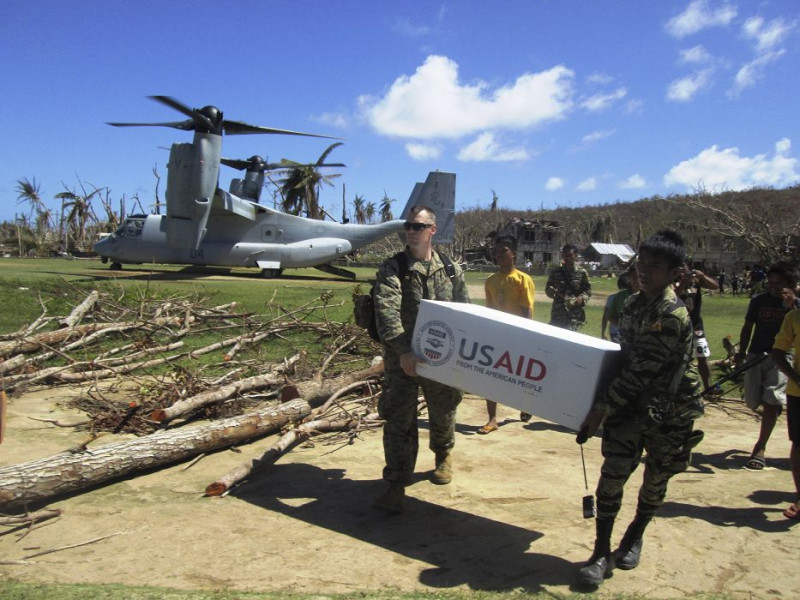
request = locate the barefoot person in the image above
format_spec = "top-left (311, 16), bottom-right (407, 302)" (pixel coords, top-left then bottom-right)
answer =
top-left (477, 237), bottom-right (535, 434)
top-left (576, 230), bottom-right (703, 586)
top-left (772, 285), bottom-right (800, 520)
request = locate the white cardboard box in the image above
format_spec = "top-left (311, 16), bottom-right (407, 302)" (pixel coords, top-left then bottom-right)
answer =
top-left (412, 300), bottom-right (621, 431)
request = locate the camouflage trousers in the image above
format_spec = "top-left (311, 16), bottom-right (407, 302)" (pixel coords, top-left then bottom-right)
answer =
top-left (595, 412), bottom-right (697, 521)
top-left (378, 350), bottom-right (462, 483)
top-left (550, 319), bottom-right (582, 332)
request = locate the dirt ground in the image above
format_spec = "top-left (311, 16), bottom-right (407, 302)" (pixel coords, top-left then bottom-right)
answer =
top-left (2, 382), bottom-right (800, 599)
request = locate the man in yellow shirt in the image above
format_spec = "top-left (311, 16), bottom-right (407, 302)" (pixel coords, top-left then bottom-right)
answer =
top-left (772, 286), bottom-right (800, 520)
top-left (477, 237), bottom-right (536, 434)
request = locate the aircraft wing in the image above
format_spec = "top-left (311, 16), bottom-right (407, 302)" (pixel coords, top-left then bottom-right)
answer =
top-left (213, 190), bottom-right (260, 220)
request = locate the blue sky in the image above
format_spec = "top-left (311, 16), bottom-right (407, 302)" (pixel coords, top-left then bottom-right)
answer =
top-left (1, 1), bottom-right (798, 224)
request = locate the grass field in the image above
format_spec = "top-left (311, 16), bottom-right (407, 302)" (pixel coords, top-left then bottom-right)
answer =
top-left (0, 257), bottom-right (750, 388)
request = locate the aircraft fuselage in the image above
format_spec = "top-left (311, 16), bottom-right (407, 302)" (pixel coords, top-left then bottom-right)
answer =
top-left (94, 200), bottom-right (405, 271)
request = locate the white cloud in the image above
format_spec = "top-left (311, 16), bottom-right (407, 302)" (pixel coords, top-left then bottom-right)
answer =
top-left (406, 143), bottom-right (442, 161)
top-left (679, 45), bottom-right (712, 64)
top-left (360, 55), bottom-right (574, 139)
top-left (457, 132), bottom-right (528, 162)
top-left (666, 0), bottom-right (737, 38)
top-left (312, 111), bottom-right (348, 129)
top-left (586, 73), bottom-right (614, 86)
top-left (742, 16), bottom-right (794, 52)
top-left (545, 177), bottom-right (566, 191)
top-left (577, 177), bottom-right (597, 192)
top-left (663, 138), bottom-right (799, 191)
top-left (392, 17), bottom-right (432, 37)
top-left (666, 68), bottom-right (713, 102)
top-left (582, 129), bottom-right (615, 145)
top-left (580, 88), bottom-right (627, 112)
top-left (619, 174), bottom-right (646, 189)
top-left (624, 99), bottom-right (645, 114)
top-left (729, 50), bottom-right (785, 95)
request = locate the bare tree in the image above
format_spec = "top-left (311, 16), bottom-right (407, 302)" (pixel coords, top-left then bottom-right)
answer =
top-left (55, 180), bottom-right (101, 252)
top-left (676, 187), bottom-right (800, 265)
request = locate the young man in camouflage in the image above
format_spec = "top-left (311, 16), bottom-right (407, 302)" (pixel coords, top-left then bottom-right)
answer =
top-left (372, 205), bottom-right (470, 514)
top-left (545, 244), bottom-right (592, 330)
top-left (576, 230), bottom-right (703, 586)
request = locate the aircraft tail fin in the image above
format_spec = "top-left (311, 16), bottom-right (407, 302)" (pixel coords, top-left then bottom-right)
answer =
top-left (399, 171), bottom-right (455, 244)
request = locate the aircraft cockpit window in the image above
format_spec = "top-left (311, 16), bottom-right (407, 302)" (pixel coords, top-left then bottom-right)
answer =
top-left (118, 218), bottom-right (145, 238)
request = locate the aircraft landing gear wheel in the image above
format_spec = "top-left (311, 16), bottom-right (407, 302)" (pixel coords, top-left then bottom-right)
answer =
top-left (110, 262), bottom-right (122, 271)
top-left (261, 268), bottom-right (282, 279)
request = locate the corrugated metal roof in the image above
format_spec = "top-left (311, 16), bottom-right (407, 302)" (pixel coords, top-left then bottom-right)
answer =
top-left (589, 243), bottom-right (636, 259)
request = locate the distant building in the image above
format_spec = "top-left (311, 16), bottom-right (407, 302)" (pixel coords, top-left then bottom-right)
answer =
top-left (495, 218), bottom-right (563, 271)
top-left (687, 233), bottom-right (761, 275)
top-left (583, 242), bottom-right (636, 269)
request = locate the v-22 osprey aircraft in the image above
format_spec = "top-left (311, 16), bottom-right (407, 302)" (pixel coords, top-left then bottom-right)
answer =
top-left (94, 96), bottom-right (455, 280)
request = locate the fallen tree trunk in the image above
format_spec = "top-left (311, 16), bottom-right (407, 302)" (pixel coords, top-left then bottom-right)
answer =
top-left (58, 290), bottom-right (99, 329)
top-left (283, 362), bottom-right (384, 407)
top-left (151, 353), bottom-right (302, 423)
top-left (0, 398), bottom-right (311, 511)
top-left (205, 412), bottom-right (382, 496)
top-left (0, 316), bottom-right (187, 359)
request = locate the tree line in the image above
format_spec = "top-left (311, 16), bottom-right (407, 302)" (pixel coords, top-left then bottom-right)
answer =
top-left (4, 145), bottom-right (798, 268)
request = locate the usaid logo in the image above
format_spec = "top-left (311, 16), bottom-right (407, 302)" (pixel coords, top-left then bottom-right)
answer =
top-left (414, 319), bottom-right (455, 366)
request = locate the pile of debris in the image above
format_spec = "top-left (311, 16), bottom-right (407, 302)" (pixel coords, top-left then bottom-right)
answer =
top-left (0, 287), bottom-right (388, 514)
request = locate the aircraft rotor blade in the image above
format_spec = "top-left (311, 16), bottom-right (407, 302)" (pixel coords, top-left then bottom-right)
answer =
top-left (220, 158), bottom-right (252, 171)
top-left (222, 120), bottom-right (342, 138)
top-left (149, 96), bottom-right (196, 119)
top-left (220, 158), bottom-right (346, 172)
top-left (107, 120), bottom-right (195, 130)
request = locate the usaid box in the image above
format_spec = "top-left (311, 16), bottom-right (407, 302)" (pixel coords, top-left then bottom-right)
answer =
top-left (412, 300), bottom-right (621, 431)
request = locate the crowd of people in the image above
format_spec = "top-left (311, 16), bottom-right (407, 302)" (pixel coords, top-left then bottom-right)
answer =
top-left (368, 205), bottom-right (800, 587)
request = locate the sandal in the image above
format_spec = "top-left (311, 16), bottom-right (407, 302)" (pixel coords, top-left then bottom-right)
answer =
top-left (477, 424), bottom-right (498, 435)
top-left (746, 454), bottom-right (766, 470)
top-left (783, 504), bottom-right (800, 520)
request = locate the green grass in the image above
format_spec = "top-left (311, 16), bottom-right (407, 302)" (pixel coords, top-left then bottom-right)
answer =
top-left (0, 259), bottom-right (749, 371)
top-left (0, 581), bottom-right (740, 600)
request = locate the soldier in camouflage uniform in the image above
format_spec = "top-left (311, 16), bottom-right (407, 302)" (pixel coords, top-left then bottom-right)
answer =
top-left (545, 244), bottom-right (592, 330)
top-left (576, 230), bottom-right (703, 586)
top-left (372, 205), bottom-right (470, 514)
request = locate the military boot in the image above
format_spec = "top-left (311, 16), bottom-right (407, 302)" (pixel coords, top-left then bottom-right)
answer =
top-left (431, 452), bottom-right (453, 485)
top-left (372, 482), bottom-right (405, 514)
top-left (577, 517), bottom-right (614, 586)
top-left (614, 513), bottom-right (651, 570)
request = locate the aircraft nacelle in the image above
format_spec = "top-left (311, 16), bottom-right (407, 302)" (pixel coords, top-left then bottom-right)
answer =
top-left (165, 135), bottom-right (221, 249)
top-left (229, 169), bottom-right (265, 203)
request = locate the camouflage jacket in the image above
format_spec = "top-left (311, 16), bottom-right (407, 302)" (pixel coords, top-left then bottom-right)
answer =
top-left (545, 265), bottom-right (592, 326)
top-left (596, 285), bottom-right (702, 419)
top-left (374, 249), bottom-right (470, 356)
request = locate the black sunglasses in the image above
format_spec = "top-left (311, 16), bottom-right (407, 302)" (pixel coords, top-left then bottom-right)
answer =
top-left (403, 222), bottom-right (433, 231)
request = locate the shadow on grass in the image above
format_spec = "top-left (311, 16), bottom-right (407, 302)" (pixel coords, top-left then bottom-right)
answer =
top-left (232, 461), bottom-right (578, 594)
top-left (50, 266), bottom-right (366, 284)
